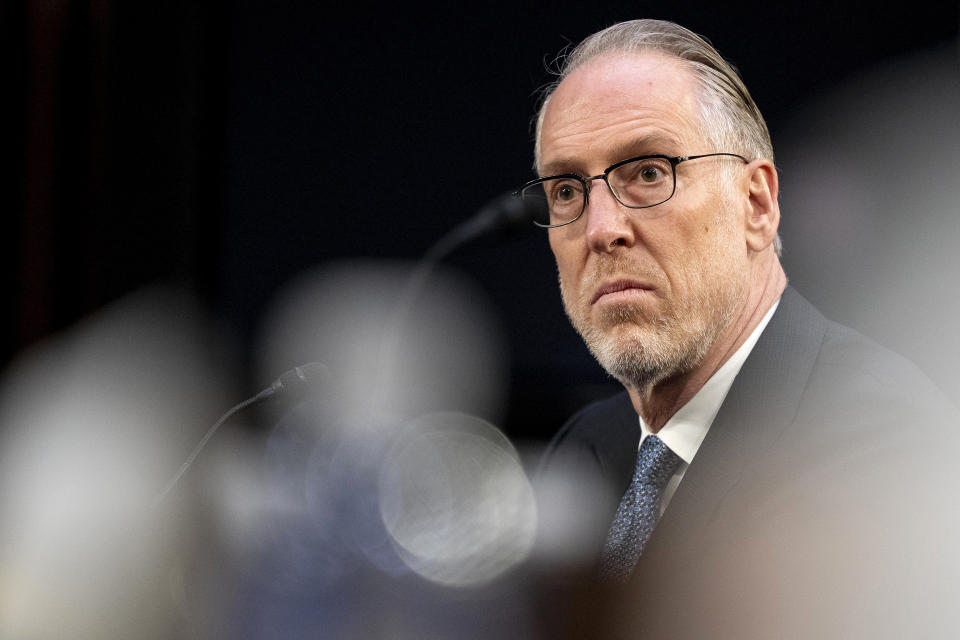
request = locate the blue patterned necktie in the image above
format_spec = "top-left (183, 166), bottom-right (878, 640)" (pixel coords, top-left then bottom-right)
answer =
top-left (599, 434), bottom-right (682, 581)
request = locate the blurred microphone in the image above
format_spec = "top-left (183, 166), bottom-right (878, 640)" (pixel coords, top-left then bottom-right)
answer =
top-left (372, 191), bottom-right (543, 398)
top-left (425, 190), bottom-right (545, 263)
top-left (159, 192), bottom-right (536, 504)
top-left (155, 362), bottom-right (328, 504)
top-left (262, 361), bottom-right (329, 400)
top-left (460, 190), bottom-right (547, 238)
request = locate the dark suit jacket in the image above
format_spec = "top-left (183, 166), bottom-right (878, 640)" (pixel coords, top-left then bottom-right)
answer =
top-left (537, 287), bottom-right (959, 638)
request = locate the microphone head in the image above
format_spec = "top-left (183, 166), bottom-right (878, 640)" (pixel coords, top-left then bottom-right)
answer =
top-left (419, 189), bottom-right (546, 267)
top-left (270, 362), bottom-right (329, 398)
top-left (469, 191), bottom-right (547, 238)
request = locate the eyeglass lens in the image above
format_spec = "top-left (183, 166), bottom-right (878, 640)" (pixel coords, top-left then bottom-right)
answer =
top-left (521, 156), bottom-right (676, 227)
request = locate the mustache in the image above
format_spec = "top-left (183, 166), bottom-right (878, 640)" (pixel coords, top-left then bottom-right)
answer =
top-left (576, 256), bottom-right (659, 300)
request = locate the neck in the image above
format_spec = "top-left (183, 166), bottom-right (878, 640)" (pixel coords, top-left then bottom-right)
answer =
top-left (629, 256), bottom-right (787, 432)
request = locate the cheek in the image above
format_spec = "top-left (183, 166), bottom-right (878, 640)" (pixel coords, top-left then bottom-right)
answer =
top-left (549, 234), bottom-right (583, 281)
top-left (647, 219), bottom-right (720, 289)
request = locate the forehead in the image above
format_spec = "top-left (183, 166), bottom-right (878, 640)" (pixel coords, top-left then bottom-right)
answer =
top-left (540, 53), bottom-right (702, 173)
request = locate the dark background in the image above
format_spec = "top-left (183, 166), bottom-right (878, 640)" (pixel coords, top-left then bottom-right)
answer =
top-left (5, 1), bottom-right (959, 440)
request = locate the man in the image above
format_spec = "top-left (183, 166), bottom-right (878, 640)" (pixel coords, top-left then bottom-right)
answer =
top-left (526, 19), bottom-right (958, 638)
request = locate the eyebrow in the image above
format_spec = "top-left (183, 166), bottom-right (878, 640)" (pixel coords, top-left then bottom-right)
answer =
top-left (540, 133), bottom-right (684, 177)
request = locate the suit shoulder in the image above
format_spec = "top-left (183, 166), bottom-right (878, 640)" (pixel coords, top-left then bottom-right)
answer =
top-left (549, 391), bottom-right (635, 447)
top-left (536, 391), bottom-right (635, 478)
top-left (817, 319), bottom-right (953, 409)
top-left (788, 317), bottom-right (959, 437)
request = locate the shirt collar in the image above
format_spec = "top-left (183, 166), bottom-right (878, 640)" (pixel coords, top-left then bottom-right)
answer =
top-left (639, 299), bottom-right (780, 464)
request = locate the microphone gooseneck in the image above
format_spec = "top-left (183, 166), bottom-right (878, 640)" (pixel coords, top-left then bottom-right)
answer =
top-left (373, 191), bottom-right (544, 403)
top-left (154, 362), bottom-right (328, 505)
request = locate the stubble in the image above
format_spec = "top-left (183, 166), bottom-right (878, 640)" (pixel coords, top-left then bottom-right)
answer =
top-left (560, 217), bottom-right (747, 393)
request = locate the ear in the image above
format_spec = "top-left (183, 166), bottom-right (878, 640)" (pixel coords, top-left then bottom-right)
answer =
top-left (742, 159), bottom-right (780, 253)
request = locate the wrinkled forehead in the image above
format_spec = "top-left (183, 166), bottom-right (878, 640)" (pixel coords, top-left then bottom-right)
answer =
top-left (538, 52), bottom-right (703, 171)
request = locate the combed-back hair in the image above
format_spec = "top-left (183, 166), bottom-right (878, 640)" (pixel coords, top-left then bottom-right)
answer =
top-left (534, 19), bottom-right (774, 168)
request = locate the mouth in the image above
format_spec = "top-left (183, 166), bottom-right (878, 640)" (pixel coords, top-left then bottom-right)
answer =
top-left (590, 279), bottom-right (655, 306)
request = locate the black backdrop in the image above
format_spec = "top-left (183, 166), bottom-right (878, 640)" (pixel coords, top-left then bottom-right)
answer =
top-left (6, 1), bottom-right (958, 440)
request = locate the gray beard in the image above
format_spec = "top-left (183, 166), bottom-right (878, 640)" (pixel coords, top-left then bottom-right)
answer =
top-left (577, 299), bottom-right (725, 391)
top-left (560, 257), bottom-right (745, 393)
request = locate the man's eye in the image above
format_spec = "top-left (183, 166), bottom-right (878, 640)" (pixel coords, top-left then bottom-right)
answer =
top-left (551, 180), bottom-right (581, 203)
top-left (639, 166), bottom-right (662, 182)
top-left (630, 160), bottom-right (670, 183)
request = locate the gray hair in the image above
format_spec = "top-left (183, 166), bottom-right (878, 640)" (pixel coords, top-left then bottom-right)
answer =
top-left (533, 19), bottom-right (780, 254)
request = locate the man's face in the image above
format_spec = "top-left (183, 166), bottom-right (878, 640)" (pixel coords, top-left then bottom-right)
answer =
top-left (540, 52), bottom-right (750, 390)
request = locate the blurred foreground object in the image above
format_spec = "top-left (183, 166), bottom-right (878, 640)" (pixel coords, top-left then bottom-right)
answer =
top-left (228, 259), bottom-right (541, 638)
top-left (0, 285), bottom-right (233, 639)
top-left (0, 265), bottom-right (550, 639)
top-left (778, 41), bottom-right (960, 404)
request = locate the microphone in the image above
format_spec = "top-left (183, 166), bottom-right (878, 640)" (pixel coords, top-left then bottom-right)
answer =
top-left (260, 361), bottom-right (329, 400)
top-left (159, 191), bottom-right (533, 505)
top-left (458, 190), bottom-right (547, 241)
top-left (154, 362), bottom-right (328, 505)
top-left (371, 191), bottom-right (542, 397)
top-left (425, 191), bottom-right (545, 262)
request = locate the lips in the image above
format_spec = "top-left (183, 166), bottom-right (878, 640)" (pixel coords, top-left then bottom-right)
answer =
top-left (591, 279), bottom-right (654, 305)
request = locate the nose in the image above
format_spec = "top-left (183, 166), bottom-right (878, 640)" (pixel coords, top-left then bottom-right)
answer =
top-left (584, 178), bottom-right (636, 253)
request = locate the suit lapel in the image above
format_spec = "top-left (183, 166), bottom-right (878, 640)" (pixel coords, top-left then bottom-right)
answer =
top-left (634, 287), bottom-right (829, 574)
top-left (591, 400), bottom-right (642, 498)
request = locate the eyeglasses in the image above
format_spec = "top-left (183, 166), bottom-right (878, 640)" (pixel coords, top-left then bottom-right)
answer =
top-left (518, 152), bottom-right (748, 228)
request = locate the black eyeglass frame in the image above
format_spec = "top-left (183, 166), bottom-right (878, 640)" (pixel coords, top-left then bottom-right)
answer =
top-left (519, 152), bottom-right (749, 228)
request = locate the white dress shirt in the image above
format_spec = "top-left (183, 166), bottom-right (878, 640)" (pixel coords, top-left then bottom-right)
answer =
top-left (640, 300), bottom-right (780, 517)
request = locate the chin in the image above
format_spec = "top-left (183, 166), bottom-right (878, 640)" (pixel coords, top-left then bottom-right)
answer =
top-left (575, 324), bottom-right (668, 387)
top-left (562, 266), bottom-right (746, 390)
top-left (579, 309), bottom-right (717, 391)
